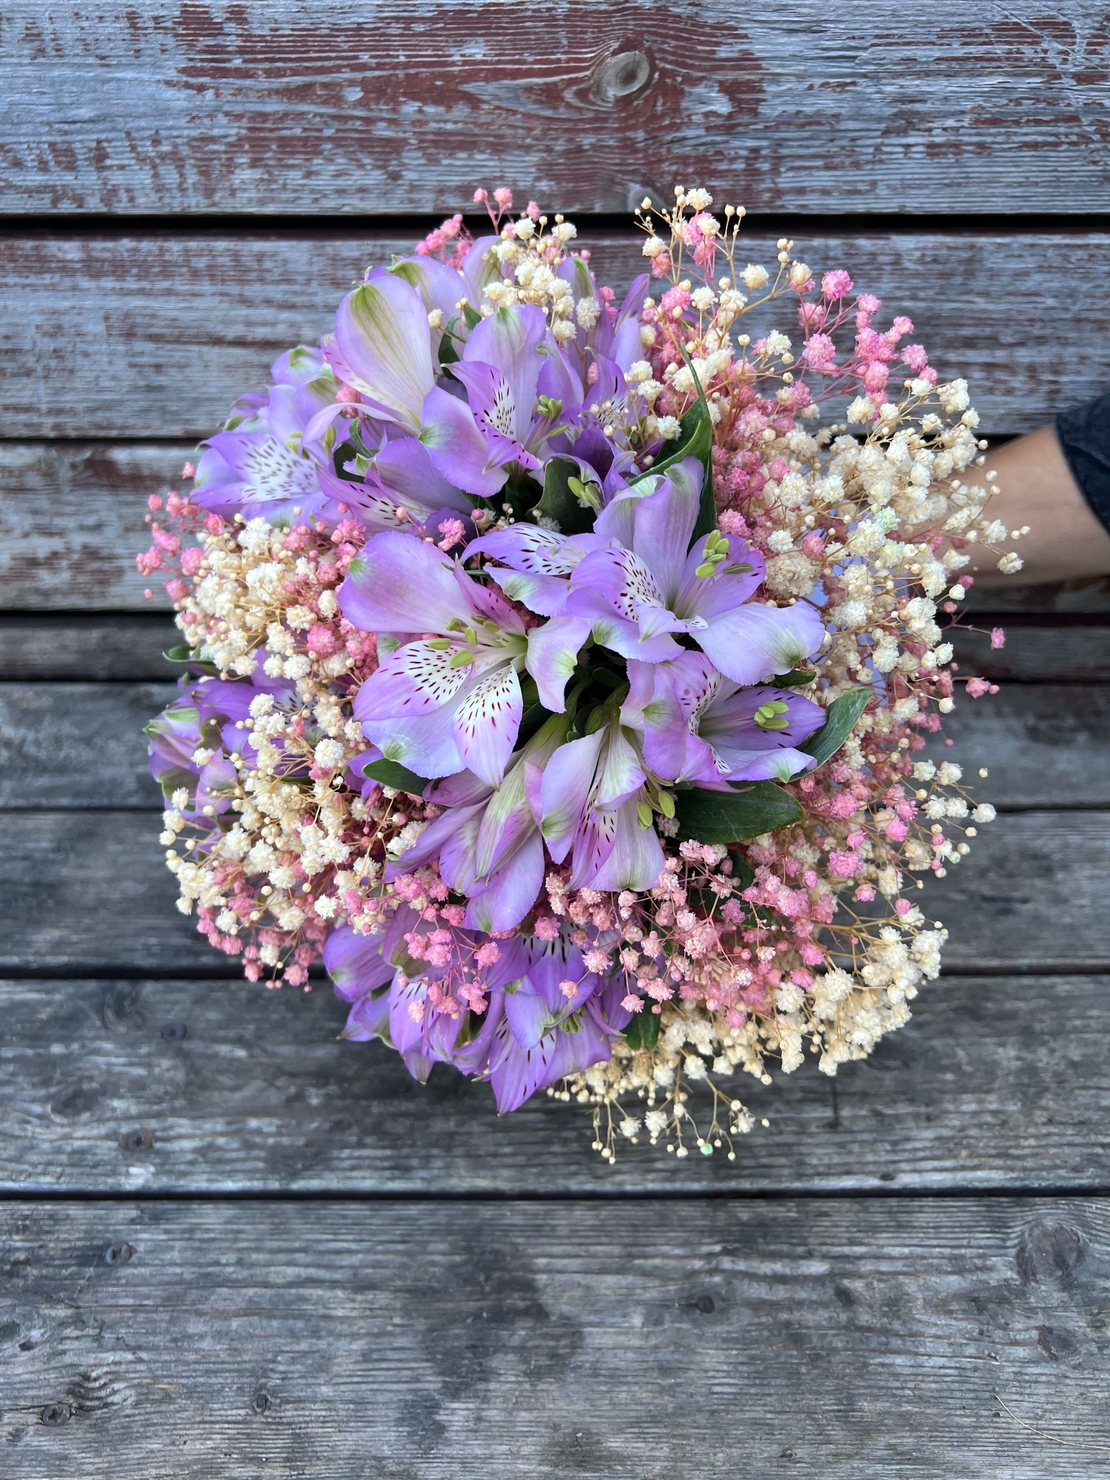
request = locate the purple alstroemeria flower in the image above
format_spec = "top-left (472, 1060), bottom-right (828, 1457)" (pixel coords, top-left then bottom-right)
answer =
top-left (193, 347), bottom-right (341, 524)
top-left (146, 701), bottom-right (202, 801)
top-left (539, 713), bottom-right (665, 892)
top-left (621, 653), bottom-right (826, 787)
top-left (319, 432), bottom-right (474, 534)
top-left (566, 458), bottom-right (826, 682)
top-left (324, 922), bottom-right (632, 1111)
top-left (147, 665), bottom-right (300, 814)
top-left (340, 531), bottom-right (536, 785)
top-left (420, 304), bottom-right (573, 499)
top-left (389, 714), bottom-right (568, 932)
top-left (328, 274), bottom-right (439, 434)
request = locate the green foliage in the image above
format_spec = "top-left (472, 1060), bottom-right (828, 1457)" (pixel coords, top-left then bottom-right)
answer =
top-left (623, 1011), bottom-right (661, 1052)
top-left (801, 688), bottom-right (872, 768)
top-left (533, 456), bottom-right (599, 534)
top-left (674, 781), bottom-right (803, 844)
top-left (359, 757), bottom-right (428, 796)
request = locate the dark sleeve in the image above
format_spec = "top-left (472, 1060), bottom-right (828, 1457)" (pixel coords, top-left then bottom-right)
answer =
top-left (1056, 394), bottom-right (1110, 535)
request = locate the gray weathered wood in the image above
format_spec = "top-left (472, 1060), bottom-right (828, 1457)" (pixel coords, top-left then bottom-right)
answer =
top-left (1, 971), bottom-right (1108, 1194)
top-left (0, 683), bottom-right (175, 807)
top-left (948, 620), bottom-right (1110, 683)
top-left (2, 1197), bottom-right (1110, 1478)
top-left (0, 617), bottom-right (177, 681)
top-left (4, 1), bottom-right (1109, 214)
top-left (3, 232), bottom-right (1108, 438)
top-left (5, 681), bottom-right (1109, 811)
top-left (0, 809), bottom-right (1106, 972)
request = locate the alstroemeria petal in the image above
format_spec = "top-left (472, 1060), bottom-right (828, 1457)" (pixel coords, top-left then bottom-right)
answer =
top-left (502, 987), bottom-right (550, 1051)
top-left (467, 523), bottom-right (585, 575)
top-left (452, 663), bottom-right (523, 786)
top-left (358, 703), bottom-right (465, 778)
top-left (525, 616), bottom-right (592, 711)
top-left (339, 530), bottom-right (465, 634)
top-left (594, 725), bottom-right (646, 810)
top-left (488, 1019), bottom-right (559, 1113)
top-left (373, 434), bottom-right (471, 514)
top-left (697, 601), bottom-right (825, 685)
top-left (334, 278), bottom-right (435, 433)
top-left (389, 801), bottom-right (484, 880)
top-left (569, 808), bottom-right (618, 888)
top-left (675, 534), bottom-right (766, 619)
top-left (354, 641), bottom-right (468, 720)
top-left (462, 303), bottom-right (547, 441)
top-left (587, 799), bottom-right (666, 891)
top-left (627, 460), bottom-right (703, 604)
top-left (323, 924), bottom-right (391, 1002)
top-left (540, 729), bottom-right (605, 862)
top-left (341, 992), bottom-right (393, 1042)
top-left (464, 831), bottom-right (545, 933)
top-left (488, 567), bottom-right (571, 617)
top-left (420, 385), bottom-right (511, 499)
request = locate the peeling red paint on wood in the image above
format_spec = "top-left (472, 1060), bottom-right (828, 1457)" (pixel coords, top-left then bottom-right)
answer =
top-left (2, 2), bottom-right (1109, 213)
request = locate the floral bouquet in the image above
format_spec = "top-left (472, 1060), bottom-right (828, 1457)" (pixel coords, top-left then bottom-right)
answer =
top-left (140, 187), bottom-right (1015, 1159)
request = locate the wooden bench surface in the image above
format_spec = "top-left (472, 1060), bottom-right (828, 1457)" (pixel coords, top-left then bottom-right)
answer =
top-left (2, 5), bottom-right (1110, 1473)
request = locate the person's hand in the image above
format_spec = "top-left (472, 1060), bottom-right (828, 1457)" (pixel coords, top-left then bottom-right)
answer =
top-left (969, 422), bottom-right (1110, 586)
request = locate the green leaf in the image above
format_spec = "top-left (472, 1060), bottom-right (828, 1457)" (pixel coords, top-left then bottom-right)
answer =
top-left (623, 1011), bottom-right (661, 1053)
top-left (632, 346), bottom-right (716, 543)
top-left (162, 645), bottom-right (218, 674)
top-left (359, 758), bottom-right (428, 796)
top-left (534, 456), bottom-right (597, 534)
top-left (801, 688), bottom-right (872, 768)
top-left (772, 667), bottom-right (817, 689)
top-left (674, 781), bottom-right (803, 844)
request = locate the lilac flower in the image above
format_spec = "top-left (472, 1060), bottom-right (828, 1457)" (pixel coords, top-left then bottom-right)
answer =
top-left (193, 347), bottom-right (340, 524)
top-left (567, 458), bottom-right (825, 682)
top-left (621, 653), bottom-right (826, 787)
top-left (389, 715), bottom-right (569, 932)
top-left (340, 531), bottom-right (533, 785)
top-left (539, 713), bottom-right (665, 891)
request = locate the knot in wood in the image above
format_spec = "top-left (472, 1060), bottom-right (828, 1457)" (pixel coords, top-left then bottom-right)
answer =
top-left (591, 48), bottom-right (652, 105)
top-left (120, 1127), bottom-right (155, 1155)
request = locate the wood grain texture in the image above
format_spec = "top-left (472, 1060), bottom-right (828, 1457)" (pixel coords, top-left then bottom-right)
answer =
top-left (1, 972), bottom-right (1108, 1194)
top-left (0, 809), bottom-right (1107, 973)
top-left (948, 619), bottom-right (1110, 683)
top-left (0, 616), bottom-right (178, 681)
top-left (6, 682), bottom-right (1110, 811)
top-left (2, 1197), bottom-right (1110, 1478)
top-left (3, 1), bottom-right (1110, 215)
top-left (3, 231), bottom-right (1108, 439)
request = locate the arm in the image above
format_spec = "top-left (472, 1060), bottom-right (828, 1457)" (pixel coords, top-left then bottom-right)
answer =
top-left (970, 412), bottom-right (1110, 587)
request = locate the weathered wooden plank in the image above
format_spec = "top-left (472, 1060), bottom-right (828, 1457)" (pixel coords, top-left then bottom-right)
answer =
top-left (3, 1), bottom-right (1109, 215)
top-left (0, 810), bottom-right (1106, 972)
top-left (948, 620), bottom-right (1110, 683)
top-left (5, 682), bottom-right (1109, 811)
top-left (0, 683), bottom-right (175, 807)
top-left (2, 232), bottom-right (1107, 438)
top-left (0, 616), bottom-right (177, 681)
top-left (0, 444), bottom-right (185, 609)
top-left (966, 578), bottom-right (1110, 615)
top-left (1, 971), bottom-right (1108, 1194)
top-left (2, 1197), bottom-right (1110, 1477)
